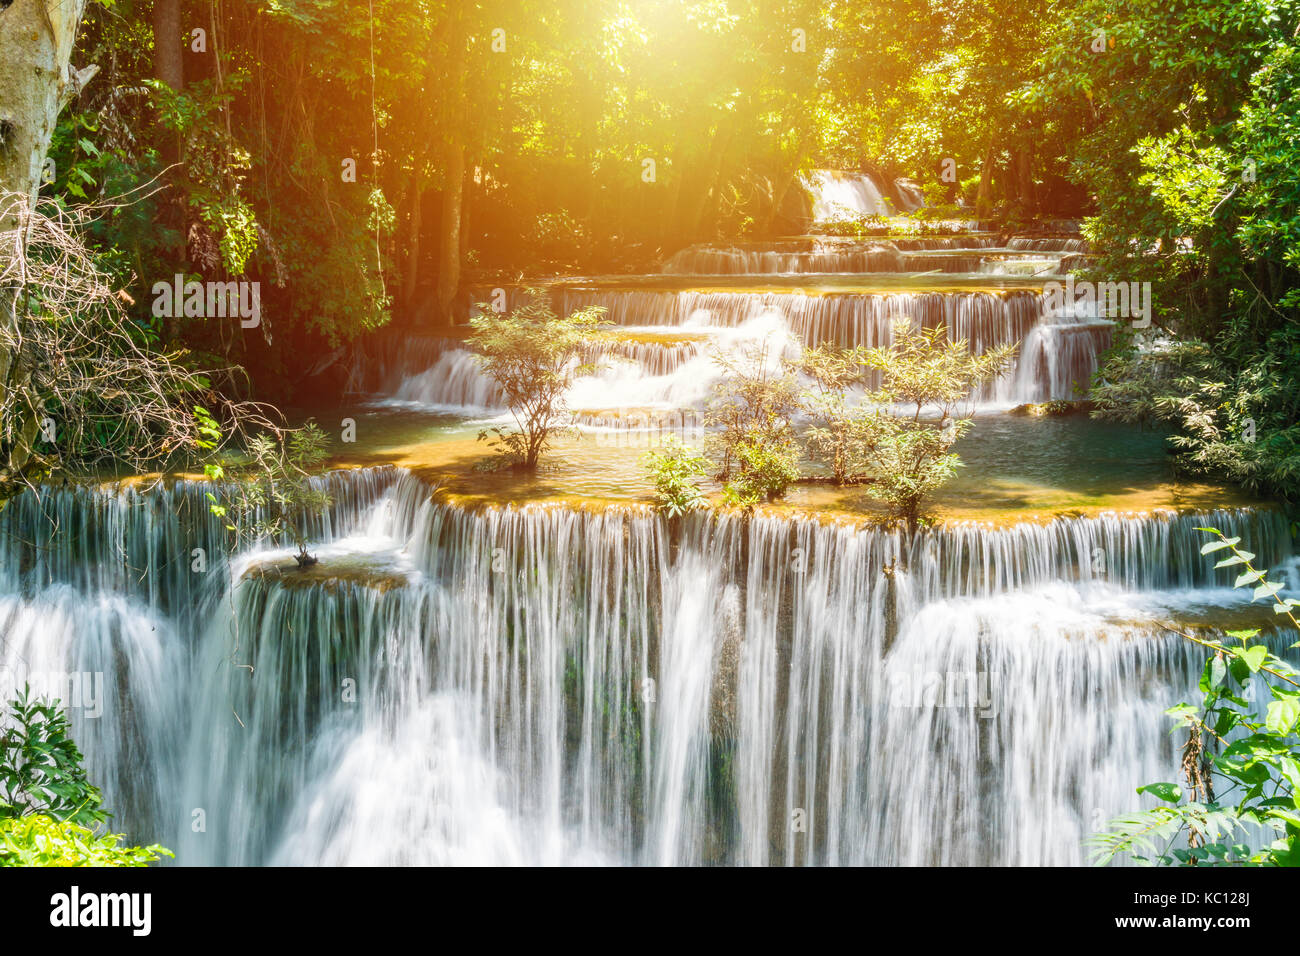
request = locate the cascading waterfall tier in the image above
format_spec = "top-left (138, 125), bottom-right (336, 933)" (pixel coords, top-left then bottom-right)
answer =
top-left (662, 239), bottom-right (1061, 276)
top-left (0, 468), bottom-right (1291, 866)
top-left (553, 287), bottom-right (1051, 353)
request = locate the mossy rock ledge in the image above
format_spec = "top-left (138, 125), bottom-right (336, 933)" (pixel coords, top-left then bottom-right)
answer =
top-left (240, 554), bottom-right (411, 593)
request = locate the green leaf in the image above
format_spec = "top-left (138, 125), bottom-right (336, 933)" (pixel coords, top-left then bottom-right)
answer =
top-left (1266, 698), bottom-right (1300, 735)
top-left (1253, 580), bottom-right (1284, 601)
top-left (1239, 645), bottom-right (1269, 673)
top-left (1202, 539), bottom-right (1239, 554)
top-left (1138, 782), bottom-right (1182, 803)
top-left (1200, 655), bottom-right (1227, 692)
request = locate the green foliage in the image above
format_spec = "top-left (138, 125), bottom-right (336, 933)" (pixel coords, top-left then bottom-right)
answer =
top-left (703, 342), bottom-right (802, 505)
top-left (796, 324), bottom-right (1014, 527)
top-left (1029, 4), bottom-right (1300, 503)
top-left (205, 422), bottom-right (334, 564)
top-left (1090, 529), bottom-right (1300, 866)
top-left (0, 688), bottom-right (105, 827)
top-left (860, 415), bottom-right (969, 528)
top-left (859, 322), bottom-right (1014, 527)
top-left (644, 438), bottom-right (710, 517)
top-left (468, 293), bottom-right (607, 470)
top-left (0, 814), bottom-right (172, 868)
top-left (1091, 330), bottom-right (1300, 498)
top-left (814, 213), bottom-right (891, 237)
top-left (796, 343), bottom-right (883, 484)
top-left (720, 439), bottom-right (802, 509)
top-left (0, 690), bottom-right (170, 867)
top-left (861, 322), bottom-right (1017, 420)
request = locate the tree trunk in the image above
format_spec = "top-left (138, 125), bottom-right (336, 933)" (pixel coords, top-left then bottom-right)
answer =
top-left (0, 0), bottom-right (93, 205)
top-left (435, 142), bottom-right (464, 326)
top-left (459, 162), bottom-right (471, 269)
top-left (974, 139), bottom-right (997, 220)
top-left (1, 0), bottom-right (95, 492)
top-left (673, 117), bottom-right (734, 243)
top-left (151, 0), bottom-right (185, 334)
top-left (152, 0), bottom-right (184, 93)
top-left (1015, 143), bottom-right (1035, 217)
top-left (402, 173), bottom-right (422, 312)
top-left (767, 128), bottom-right (814, 235)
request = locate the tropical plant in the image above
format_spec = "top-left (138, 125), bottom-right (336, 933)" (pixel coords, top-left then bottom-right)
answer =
top-left (721, 439), bottom-right (803, 509)
top-left (858, 321), bottom-right (1015, 529)
top-left (0, 688), bottom-right (171, 867)
top-left (1, 687), bottom-right (105, 827)
top-left (796, 342), bottom-right (882, 484)
top-left (703, 341), bottom-right (802, 506)
top-left (644, 437), bottom-right (710, 517)
top-left (468, 293), bottom-right (607, 470)
top-left (0, 814), bottom-right (172, 868)
top-left (1090, 529), bottom-right (1300, 866)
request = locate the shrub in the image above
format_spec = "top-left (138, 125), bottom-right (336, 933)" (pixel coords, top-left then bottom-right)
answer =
top-left (0, 689), bottom-right (171, 866)
top-left (704, 341), bottom-right (802, 505)
top-left (205, 422), bottom-right (334, 567)
top-left (1090, 529), bottom-right (1300, 866)
top-left (857, 321), bottom-right (1015, 529)
top-left (796, 343), bottom-right (882, 484)
top-left (0, 814), bottom-right (172, 867)
top-left (721, 439), bottom-right (802, 508)
top-left (469, 292), bottom-right (607, 470)
top-left (644, 438), bottom-right (710, 517)
top-left (1091, 331), bottom-right (1300, 500)
top-left (0, 687), bottom-right (105, 826)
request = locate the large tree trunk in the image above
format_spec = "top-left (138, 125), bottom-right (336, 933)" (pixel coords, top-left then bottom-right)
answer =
top-left (0, 0), bottom-right (93, 205)
top-left (152, 0), bottom-right (184, 93)
top-left (1, 0), bottom-right (95, 492)
top-left (402, 173), bottom-right (423, 313)
top-left (435, 142), bottom-right (464, 326)
top-left (974, 138), bottom-right (997, 220)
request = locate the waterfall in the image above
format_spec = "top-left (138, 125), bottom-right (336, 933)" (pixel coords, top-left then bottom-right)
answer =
top-left (663, 241), bottom-right (905, 274)
top-left (387, 346), bottom-right (505, 412)
top-left (804, 169), bottom-right (922, 220)
top-left (1, 468), bottom-right (1292, 865)
top-left (1008, 237), bottom-right (1091, 253)
top-left (553, 288), bottom-right (1047, 351)
top-left (369, 286), bottom-right (1107, 416)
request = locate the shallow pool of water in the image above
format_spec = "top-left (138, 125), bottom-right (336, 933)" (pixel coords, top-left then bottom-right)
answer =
top-left (314, 404), bottom-right (1255, 523)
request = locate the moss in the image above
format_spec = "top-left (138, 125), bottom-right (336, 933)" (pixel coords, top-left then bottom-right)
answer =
top-left (1008, 401), bottom-right (1094, 417)
top-left (241, 555), bottom-right (409, 593)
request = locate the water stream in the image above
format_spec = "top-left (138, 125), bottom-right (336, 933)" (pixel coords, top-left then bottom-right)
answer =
top-left (0, 174), bottom-right (1287, 866)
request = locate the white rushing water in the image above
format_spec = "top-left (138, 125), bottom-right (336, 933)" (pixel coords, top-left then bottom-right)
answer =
top-left (0, 469), bottom-right (1292, 865)
top-left (377, 286), bottom-right (1106, 419)
top-left (375, 198), bottom-right (1104, 417)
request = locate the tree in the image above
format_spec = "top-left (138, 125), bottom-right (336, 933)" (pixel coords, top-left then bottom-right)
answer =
top-left (703, 340), bottom-right (802, 506)
top-left (468, 293), bottom-right (606, 470)
top-left (796, 342), bottom-right (882, 484)
top-left (1, 0), bottom-right (97, 491)
top-left (0, 194), bottom-right (274, 501)
top-left (858, 321), bottom-right (1015, 529)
